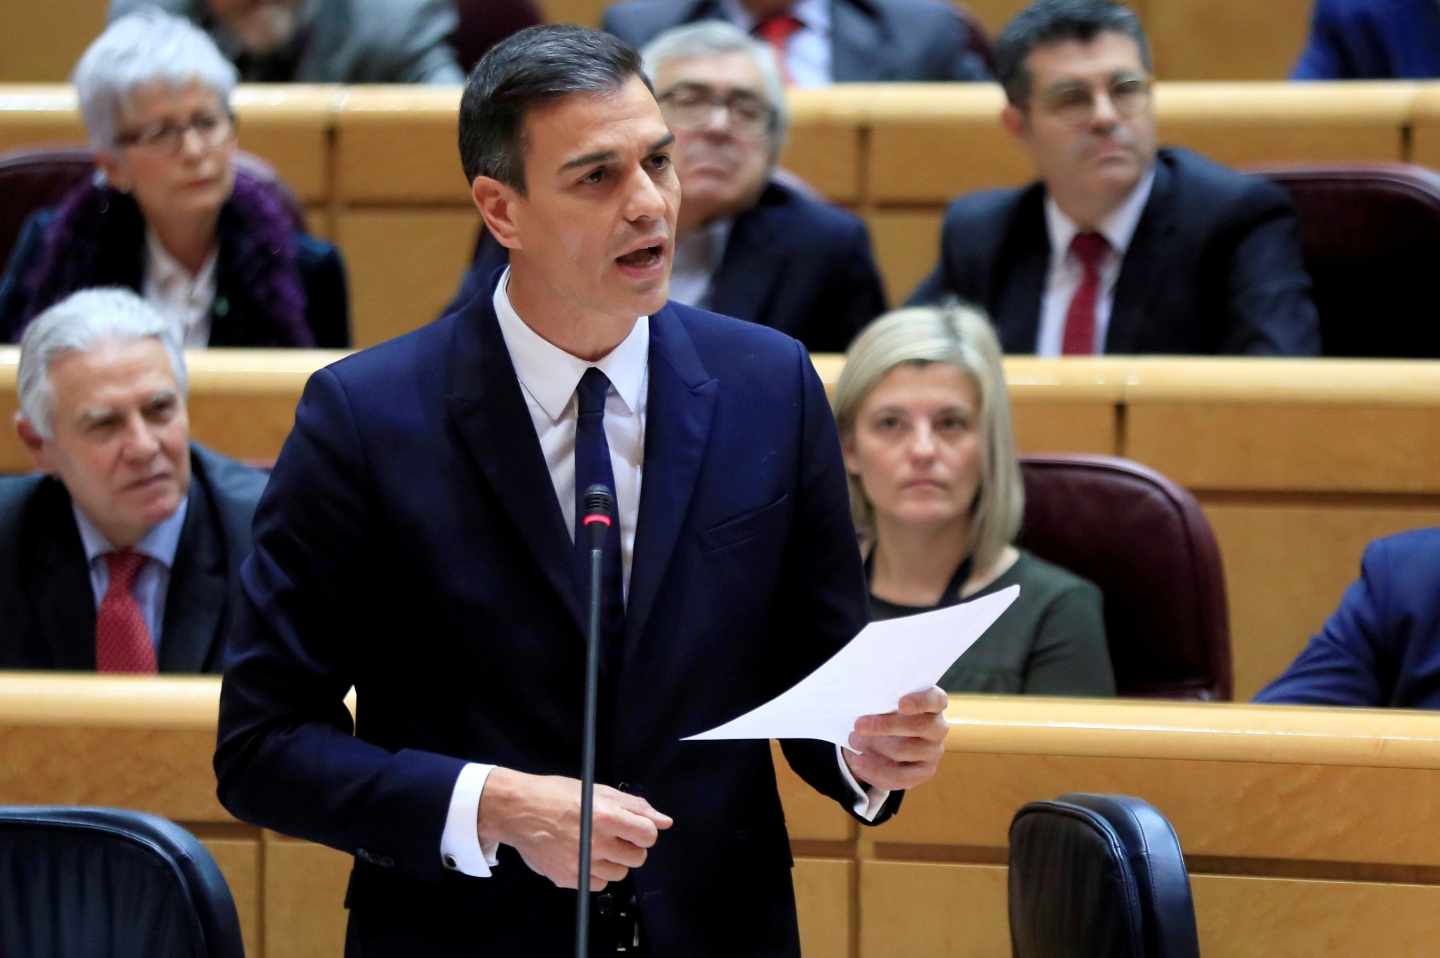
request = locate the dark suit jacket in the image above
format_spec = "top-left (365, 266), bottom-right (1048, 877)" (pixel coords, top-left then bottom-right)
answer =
top-left (0, 445), bottom-right (266, 673)
top-left (214, 270), bottom-right (897, 955)
top-left (0, 207), bottom-right (350, 348)
top-left (1292, 0), bottom-right (1440, 79)
top-left (1254, 529), bottom-right (1440, 707)
top-left (602, 0), bottom-right (990, 82)
top-left (455, 180), bottom-right (886, 352)
top-left (908, 147), bottom-right (1321, 356)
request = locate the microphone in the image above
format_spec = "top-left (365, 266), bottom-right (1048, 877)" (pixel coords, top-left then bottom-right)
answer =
top-left (576, 482), bottom-right (614, 958)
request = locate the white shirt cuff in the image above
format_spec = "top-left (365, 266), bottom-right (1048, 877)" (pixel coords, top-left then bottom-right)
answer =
top-left (440, 762), bottom-right (501, 876)
top-left (836, 745), bottom-right (892, 822)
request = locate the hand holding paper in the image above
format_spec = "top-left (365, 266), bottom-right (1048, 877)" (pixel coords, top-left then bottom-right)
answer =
top-left (683, 584), bottom-right (1020, 751)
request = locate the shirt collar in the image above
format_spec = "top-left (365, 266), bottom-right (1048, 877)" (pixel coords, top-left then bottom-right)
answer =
top-left (145, 229), bottom-right (219, 296)
top-left (491, 266), bottom-right (650, 424)
top-left (720, 0), bottom-right (830, 32)
top-left (72, 495), bottom-right (190, 570)
top-left (1044, 166), bottom-right (1157, 259)
top-left (673, 217), bottom-right (732, 275)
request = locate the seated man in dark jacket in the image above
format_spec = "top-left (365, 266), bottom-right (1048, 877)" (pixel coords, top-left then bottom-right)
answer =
top-left (455, 19), bottom-right (888, 353)
top-left (1255, 528), bottom-right (1440, 707)
top-left (0, 288), bottom-right (266, 673)
top-left (909, 0), bottom-right (1319, 356)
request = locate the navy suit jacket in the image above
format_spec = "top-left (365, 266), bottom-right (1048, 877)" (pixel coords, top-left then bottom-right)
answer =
top-left (1293, 0), bottom-right (1440, 79)
top-left (454, 180), bottom-right (887, 353)
top-left (0, 444), bottom-right (266, 673)
top-left (602, 0), bottom-right (990, 82)
top-left (214, 272), bottom-right (896, 954)
top-left (908, 147), bottom-right (1321, 356)
top-left (1254, 529), bottom-right (1440, 708)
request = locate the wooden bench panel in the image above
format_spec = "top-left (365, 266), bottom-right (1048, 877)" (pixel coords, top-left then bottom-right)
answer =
top-left (860, 861), bottom-right (1009, 958)
top-left (795, 858), bottom-right (855, 958)
top-left (264, 836), bottom-right (351, 958)
top-left (864, 209), bottom-right (943, 308)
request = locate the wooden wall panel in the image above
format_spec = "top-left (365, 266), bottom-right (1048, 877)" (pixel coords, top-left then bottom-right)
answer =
top-left (541, 0), bottom-right (607, 28)
top-left (863, 86), bottom-right (1024, 202)
top-left (1, 0), bottom-right (106, 83)
top-left (1205, 502), bottom-right (1440, 700)
top-left (333, 88), bottom-right (467, 204)
top-left (865, 209), bottom-right (944, 308)
top-left (860, 861), bottom-right (1010, 958)
top-left (795, 858), bottom-right (855, 958)
top-left (264, 837), bottom-right (352, 958)
top-left (204, 838), bottom-right (263, 958)
top-left (334, 210), bottom-right (479, 347)
top-left (774, 743), bottom-right (857, 842)
top-left (780, 105), bottom-right (863, 202)
top-left (1147, 0), bottom-right (1311, 81)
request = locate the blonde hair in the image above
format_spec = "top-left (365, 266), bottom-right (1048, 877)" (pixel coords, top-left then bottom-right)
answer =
top-left (832, 303), bottom-right (1024, 575)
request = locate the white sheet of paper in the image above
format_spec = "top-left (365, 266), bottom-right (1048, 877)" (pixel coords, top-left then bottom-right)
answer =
top-left (683, 584), bottom-right (1020, 749)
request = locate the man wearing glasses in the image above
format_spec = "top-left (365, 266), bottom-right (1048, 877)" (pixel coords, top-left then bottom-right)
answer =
top-left (910, 0), bottom-right (1320, 356)
top-left (644, 21), bottom-right (886, 351)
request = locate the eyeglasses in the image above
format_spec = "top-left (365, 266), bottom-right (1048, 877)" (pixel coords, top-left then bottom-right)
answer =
top-left (657, 84), bottom-right (773, 139)
top-left (1035, 75), bottom-right (1152, 127)
top-left (115, 110), bottom-right (235, 154)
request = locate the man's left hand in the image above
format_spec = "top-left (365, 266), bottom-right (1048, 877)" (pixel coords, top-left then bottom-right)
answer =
top-left (842, 686), bottom-right (949, 791)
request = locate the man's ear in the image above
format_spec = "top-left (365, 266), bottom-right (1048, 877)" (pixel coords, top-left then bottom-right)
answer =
top-left (15, 416), bottom-right (52, 473)
top-left (1000, 103), bottom-right (1027, 142)
top-left (471, 175), bottom-right (525, 252)
top-left (94, 150), bottom-right (131, 194)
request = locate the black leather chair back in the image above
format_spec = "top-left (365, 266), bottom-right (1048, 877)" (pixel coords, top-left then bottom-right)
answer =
top-left (0, 805), bottom-right (245, 958)
top-left (1250, 162), bottom-right (1440, 358)
top-left (1018, 454), bottom-right (1232, 700)
top-left (1009, 793), bottom-right (1200, 958)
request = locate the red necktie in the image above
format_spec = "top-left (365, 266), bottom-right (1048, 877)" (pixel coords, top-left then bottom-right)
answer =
top-left (96, 550), bottom-right (157, 673)
top-left (754, 13), bottom-right (805, 84)
top-left (1062, 231), bottom-right (1110, 355)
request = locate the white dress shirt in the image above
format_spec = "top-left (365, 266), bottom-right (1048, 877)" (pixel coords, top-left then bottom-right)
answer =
top-left (720, 0), bottom-right (833, 87)
top-left (1035, 169), bottom-right (1156, 356)
top-left (74, 496), bottom-right (190, 652)
top-left (668, 218), bottom-right (732, 308)
top-left (142, 229), bottom-right (219, 347)
top-left (441, 269), bottom-right (888, 877)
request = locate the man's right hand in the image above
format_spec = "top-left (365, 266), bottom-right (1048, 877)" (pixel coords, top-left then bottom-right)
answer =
top-left (477, 768), bottom-right (673, 890)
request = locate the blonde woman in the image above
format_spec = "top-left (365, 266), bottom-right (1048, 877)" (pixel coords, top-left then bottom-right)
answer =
top-left (834, 305), bottom-right (1115, 695)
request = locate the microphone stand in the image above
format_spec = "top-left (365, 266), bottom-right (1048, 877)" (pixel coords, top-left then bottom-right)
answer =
top-left (576, 485), bottom-right (613, 958)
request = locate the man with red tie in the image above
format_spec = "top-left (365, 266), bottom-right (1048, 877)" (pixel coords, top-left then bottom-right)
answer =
top-left (909, 0), bottom-right (1320, 356)
top-left (0, 287), bottom-right (265, 672)
top-left (602, 0), bottom-right (991, 84)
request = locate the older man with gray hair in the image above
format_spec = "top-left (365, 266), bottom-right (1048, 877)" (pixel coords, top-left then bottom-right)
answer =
top-left (0, 288), bottom-right (265, 672)
top-left (456, 19), bottom-right (886, 352)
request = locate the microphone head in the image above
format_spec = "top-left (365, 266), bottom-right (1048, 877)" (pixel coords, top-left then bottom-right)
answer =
top-left (583, 483), bottom-right (615, 521)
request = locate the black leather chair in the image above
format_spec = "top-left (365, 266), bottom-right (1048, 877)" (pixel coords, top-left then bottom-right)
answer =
top-left (0, 806), bottom-right (245, 957)
top-left (1009, 793), bottom-right (1200, 958)
top-left (1248, 162), bottom-right (1440, 358)
top-left (1017, 454), bottom-right (1233, 700)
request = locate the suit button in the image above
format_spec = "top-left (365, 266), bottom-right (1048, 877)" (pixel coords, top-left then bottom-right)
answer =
top-left (444, 855), bottom-right (457, 870)
top-left (357, 848), bottom-right (372, 863)
top-left (617, 781), bottom-right (630, 791)
top-left (379, 855), bottom-right (395, 868)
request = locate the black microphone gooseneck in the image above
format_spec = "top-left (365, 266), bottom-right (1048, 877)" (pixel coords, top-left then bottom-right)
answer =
top-left (576, 483), bottom-right (614, 958)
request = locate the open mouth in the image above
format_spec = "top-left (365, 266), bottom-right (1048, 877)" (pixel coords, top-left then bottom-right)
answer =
top-left (616, 245), bottom-right (664, 269)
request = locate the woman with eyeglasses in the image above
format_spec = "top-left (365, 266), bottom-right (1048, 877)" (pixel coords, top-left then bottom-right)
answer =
top-left (833, 304), bottom-right (1116, 696)
top-left (0, 9), bottom-right (347, 347)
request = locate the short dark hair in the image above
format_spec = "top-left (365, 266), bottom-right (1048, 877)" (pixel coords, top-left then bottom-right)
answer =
top-left (458, 24), bottom-right (652, 193)
top-left (995, 0), bottom-right (1151, 106)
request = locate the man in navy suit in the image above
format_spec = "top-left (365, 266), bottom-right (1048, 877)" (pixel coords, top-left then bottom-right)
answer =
top-left (909, 0), bottom-right (1320, 356)
top-left (214, 25), bottom-right (948, 955)
top-left (602, 0), bottom-right (991, 84)
top-left (1255, 529), bottom-right (1440, 707)
top-left (1292, 0), bottom-right (1440, 80)
top-left (0, 288), bottom-right (265, 673)
top-left (455, 19), bottom-right (887, 353)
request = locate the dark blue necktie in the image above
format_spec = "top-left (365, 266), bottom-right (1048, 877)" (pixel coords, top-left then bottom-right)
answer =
top-left (574, 368), bottom-right (626, 656)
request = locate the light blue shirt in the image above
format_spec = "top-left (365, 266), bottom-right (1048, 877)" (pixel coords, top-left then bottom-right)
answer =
top-left (73, 497), bottom-right (190, 652)
top-left (720, 0), bottom-right (833, 87)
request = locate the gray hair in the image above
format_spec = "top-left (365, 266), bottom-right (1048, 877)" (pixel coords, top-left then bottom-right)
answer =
top-left (73, 7), bottom-right (238, 150)
top-left (641, 20), bottom-right (789, 157)
top-left (17, 288), bottom-right (188, 440)
top-left (832, 303), bottom-right (1024, 575)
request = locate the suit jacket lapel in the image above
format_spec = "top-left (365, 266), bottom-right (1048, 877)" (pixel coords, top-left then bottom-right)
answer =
top-left (444, 274), bottom-right (585, 635)
top-left (624, 306), bottom-right (717, 650)
top-left (703, 196), bottom-right (784, 325)
top-left (996, 190), bottom-right (1049, 353)
top-left (30, 484), bottom-right (97, 670)
top-left (158, 471), bottom-right (226, 672)
top-left (830, 0), bottom-right (890, 81)
top-left (1106, 160), bottom-right (1175, 353)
